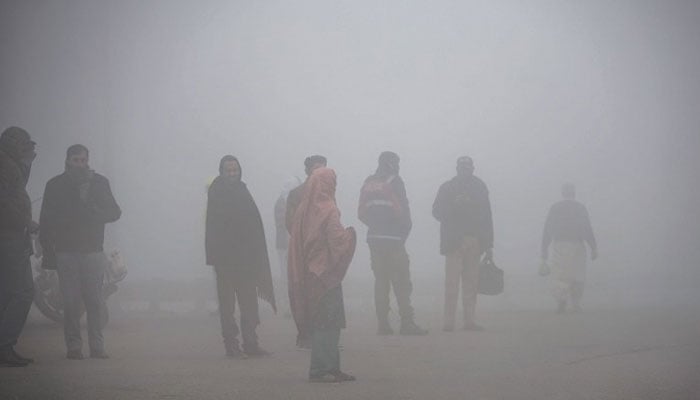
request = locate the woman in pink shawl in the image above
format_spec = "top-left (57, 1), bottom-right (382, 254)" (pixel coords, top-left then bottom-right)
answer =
top-left (288, 167), bottom-right (357, 383)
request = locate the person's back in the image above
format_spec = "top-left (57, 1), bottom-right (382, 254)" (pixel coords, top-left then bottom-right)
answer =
top-left (359, 173), bottom-right (411, 244)
top-left (544, 200), bottom-right (593, 244)
top-left (541, 183), bottom-right (597, 313)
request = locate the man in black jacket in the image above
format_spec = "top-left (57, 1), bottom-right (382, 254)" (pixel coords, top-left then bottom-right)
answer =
top-left (0, 127), bottom-right (38, 367)
top-left (433, 156), bottom-right (493, 332)
top-left (359, 151), bottom-right (427, 336)
top-left (206, 155), bottom-right (276, 359)
top-left (39, 144), bottom-right (121, 360)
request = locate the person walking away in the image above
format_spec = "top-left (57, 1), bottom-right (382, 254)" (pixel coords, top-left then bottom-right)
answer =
top-left (541, 183), bottom-right (597, 313)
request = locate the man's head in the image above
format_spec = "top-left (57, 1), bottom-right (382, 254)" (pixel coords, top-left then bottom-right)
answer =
top-left (561, 183), bottom-right (576, 200)
top-left (65, 144), bottom-right (89, 170)
top-left (0, 126), bottom-right (36, 163)
top-left (377, 151), bottom-right (400, 175)
top-left (456, 156), bottom-right (474, 178)
top-left (219, 155), bottom-right (241, 181)
top-left (304, 155), bottom-right (327, 176)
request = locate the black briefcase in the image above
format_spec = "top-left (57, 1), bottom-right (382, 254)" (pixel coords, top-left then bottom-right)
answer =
top-left (478, 258), bottom-right (504, 295)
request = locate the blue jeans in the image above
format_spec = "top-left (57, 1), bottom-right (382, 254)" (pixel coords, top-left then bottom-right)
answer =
top-left (0, 237), bottom-right (34, 350)
top-left (56, 252), bottom-right (107, 353)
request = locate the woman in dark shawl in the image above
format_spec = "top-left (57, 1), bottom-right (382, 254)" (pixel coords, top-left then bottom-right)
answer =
top-left (288, 167), bottom-right (357, 382)
top-left (205, 155), bottom-right (276, 358)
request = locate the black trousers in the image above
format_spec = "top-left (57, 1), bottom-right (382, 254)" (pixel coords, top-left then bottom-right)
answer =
top-left (214, 265), bottom-right (260, 352)
top-left (0, 237), bottom-right (34, 351)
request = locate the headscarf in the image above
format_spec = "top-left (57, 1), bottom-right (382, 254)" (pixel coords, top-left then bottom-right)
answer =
top-left (287, 168), bottom-right (356, 339)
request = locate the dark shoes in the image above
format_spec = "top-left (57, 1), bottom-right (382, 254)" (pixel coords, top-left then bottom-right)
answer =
top-left (399, 321), bottom-right (428, 336)
top-left (66, 350), bottom-right (84, 360)
top-left (226, 346), bottom-right (248, 359)
top-left (309, 371), bottom-right (356, 383)
top-left (1, 347), bottom-right (30, 367)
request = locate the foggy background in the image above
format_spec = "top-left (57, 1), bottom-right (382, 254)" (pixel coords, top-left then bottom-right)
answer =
top-left (1, 0), bottom-right (699, 307)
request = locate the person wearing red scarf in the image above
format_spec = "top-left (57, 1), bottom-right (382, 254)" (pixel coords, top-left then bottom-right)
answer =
top-left (287, 168), bottom-right (357, 383)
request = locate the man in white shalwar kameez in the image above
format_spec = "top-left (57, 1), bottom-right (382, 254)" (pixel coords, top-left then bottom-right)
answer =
top-left (541, 184), bottom-right (597, 313)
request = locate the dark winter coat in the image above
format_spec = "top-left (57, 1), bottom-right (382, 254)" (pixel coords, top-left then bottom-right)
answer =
top-left (541, 199), bottom-right (596, 258)
top-left (39, 170), bottom-right (121, 264)
top-left (358, 173), bottom-right (412, 244)
top-left (432, 175), bottom-right (493, 255)
top-left (0, 146), bottom-right (32, 244)
top-left (205, 156), bottom-right (276, 311)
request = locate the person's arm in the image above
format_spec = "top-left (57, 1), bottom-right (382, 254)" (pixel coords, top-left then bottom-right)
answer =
top-left (0, 161), bottom-right (30, 230)
top-left (432, 182), bottom-right (449, 222)
top-left (394, 176), bottom-right (412, 237)
top-left (482, 186), bottom-right (494, 253)
top-left (325, 209), bottom-right (356, 278)
top-left (204, 185), bottom-right (219, 266)
top-left (582, 206), bottom-right (597, 260)
top-left (541, 207), bottom-right (553, 260)
top-left (39, 180), bottom-right (58, 268)
top-left (88, 177), bottom-right (121, 223)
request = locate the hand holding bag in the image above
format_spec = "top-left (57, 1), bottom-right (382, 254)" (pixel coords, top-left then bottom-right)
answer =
top-left (478, 257), bottom-right (504, 295)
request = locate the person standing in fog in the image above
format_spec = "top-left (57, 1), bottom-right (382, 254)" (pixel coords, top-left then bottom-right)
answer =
top-left (273, 178), bottom-right (300, 316)
top-left (433, 156), bottom-right (493, 332)
top-left (39, 144), bottom-right (121, 360)
top-left (358, 151), bottom-right (428, 336)
top-left (285, 155), bottom-right (327, 233)
top-left (541, 183), bottom-right (597, 313)
top-left (0, 127), bottom-right (38, 367)
top-left (288, 168), bottom-right (357, 383)
top-left (285, 154), bottom-right (326, 348)
top-left (205, 155), bottom-right (276, 359)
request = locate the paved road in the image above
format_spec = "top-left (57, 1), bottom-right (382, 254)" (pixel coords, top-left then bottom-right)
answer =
top-left (2, 302), bottom-right (699, 400)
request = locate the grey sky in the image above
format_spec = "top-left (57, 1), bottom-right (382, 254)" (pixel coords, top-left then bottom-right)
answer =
top-left (1, 1), bottom-right (698, 291)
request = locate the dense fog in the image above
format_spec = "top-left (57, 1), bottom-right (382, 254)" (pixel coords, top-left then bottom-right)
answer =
top-left (2, 0), bottom-right (699, 305)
